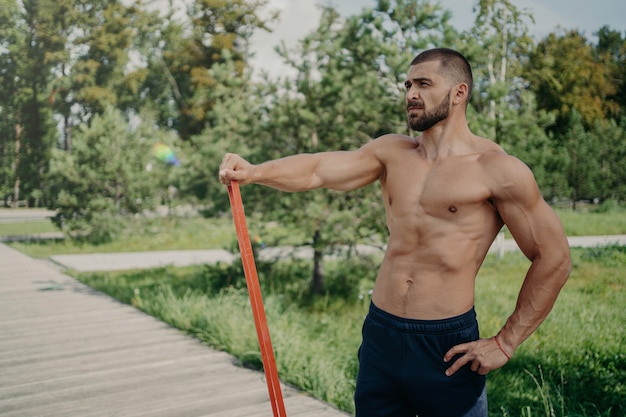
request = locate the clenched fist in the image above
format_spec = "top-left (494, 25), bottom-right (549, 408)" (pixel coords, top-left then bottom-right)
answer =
top-left (218, 153), bottom-right (256, 186)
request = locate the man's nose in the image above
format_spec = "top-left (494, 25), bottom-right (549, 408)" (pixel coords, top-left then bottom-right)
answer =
top-left (406, 85), bottom-right (420, 100)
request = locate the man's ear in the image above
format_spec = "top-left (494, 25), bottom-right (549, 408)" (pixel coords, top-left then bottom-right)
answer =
top-left (452, 83), bottom-right (469, 105)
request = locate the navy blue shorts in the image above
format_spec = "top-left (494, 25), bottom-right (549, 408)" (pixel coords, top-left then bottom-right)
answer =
top-left (354, 302), bottom-right (487, 417)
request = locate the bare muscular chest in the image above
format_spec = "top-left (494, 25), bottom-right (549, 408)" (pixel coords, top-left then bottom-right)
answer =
top-left (382, 154), bottom-right (496, 225)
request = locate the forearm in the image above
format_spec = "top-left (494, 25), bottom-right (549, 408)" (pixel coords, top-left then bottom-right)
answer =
top-left (497, 253), bottom-right (571, 356)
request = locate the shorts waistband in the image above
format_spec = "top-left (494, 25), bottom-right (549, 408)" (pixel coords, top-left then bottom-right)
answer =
top-left (368, 302), bottom-right (476, 334)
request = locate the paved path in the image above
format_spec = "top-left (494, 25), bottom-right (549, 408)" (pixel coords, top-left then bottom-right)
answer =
top-left (0, 243), bottom-right (350, 417)
top-left (50, 250), bottom-right (236, 272)
top-left (0, 209), bottom-right (55, 223)
top-left (48, 235), bottom-right (626, 273)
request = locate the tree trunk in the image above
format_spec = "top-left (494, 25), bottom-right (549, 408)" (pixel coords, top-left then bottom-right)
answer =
top-left (311, 228), bottom-right (324, 294)
top-left (63, 113), bottom-right (72, 151)
top-left (12, 124), bottom-right (23, 208)
top-left (571, 147), bottom-right (578, 210)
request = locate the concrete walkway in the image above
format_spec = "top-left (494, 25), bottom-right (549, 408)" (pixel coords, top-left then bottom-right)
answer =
top-left (48, 235), bottom-right (626, 273)
top-left (0, 243), bottom-right (350, 417)
top-left (51, 249), bottom-right (236, 272)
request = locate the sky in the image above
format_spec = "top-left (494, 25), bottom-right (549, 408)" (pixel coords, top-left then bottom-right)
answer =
top-left (248, 0), bottom-right (626, 78)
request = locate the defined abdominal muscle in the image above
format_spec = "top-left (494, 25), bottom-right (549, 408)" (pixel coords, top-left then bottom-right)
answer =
top-left (372, 259), bottom-right (477, 319)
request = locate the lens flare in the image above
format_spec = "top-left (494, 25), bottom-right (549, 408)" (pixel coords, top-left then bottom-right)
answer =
top-left (152, 143), bottom-right (180, 166)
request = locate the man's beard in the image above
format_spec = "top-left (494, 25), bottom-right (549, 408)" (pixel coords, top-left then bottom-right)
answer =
top-left (408, 92), bottom-right (450, 132)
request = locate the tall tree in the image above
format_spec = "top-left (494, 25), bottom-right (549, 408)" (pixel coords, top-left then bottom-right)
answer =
top-left (524, 29), bottom-right (618, 133)
top-left (1, 0), bottom-right (157, 207)
top-left (560, 110), bottom-right (602, 208)
top-left (140, 0), bottom-right (277, 139)
top-left (596, 25), bottom-right (626, 118)
top-left (0, 0), bottom-right (65, 206)
top-left (69, 1), bottom-right (138, 122)
top-left (459, 0), bottom-right (535, 143)
top-left (0, 0), bottom-right (23, 205)
top-left (179, 53), bottom-right (259, 212)
top-left (588, 117), bottom-right (626, 202)
top-left (45, 0), bottom-right (82, 152)
top-left (43, 1), bottom-right (165, 151)
top-left (522, 28), bottom-right (626, 205)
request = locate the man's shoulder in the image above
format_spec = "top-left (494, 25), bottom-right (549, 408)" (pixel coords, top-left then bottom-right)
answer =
top-left (363, 133), bottom-right (417, 153)
top-left (477, 143), bottom-right (528, 172)
top-left (472, 137), bottom-right (525, 167)
top-left (472, 135), bottom-right (505, 155)
top-left (373, 133), bottom-right (416, 145)
top-left (357, 133), bottom-right (416, 159)
top-left (475, 141), bottom-right (540, 199)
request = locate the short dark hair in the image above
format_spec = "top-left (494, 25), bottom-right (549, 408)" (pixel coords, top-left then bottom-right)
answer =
top-left (411, 48), bottom-right (473, 104)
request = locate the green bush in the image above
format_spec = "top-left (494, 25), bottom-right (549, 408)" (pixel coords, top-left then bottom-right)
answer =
top-left (46, 107), bottom-right (176, 244)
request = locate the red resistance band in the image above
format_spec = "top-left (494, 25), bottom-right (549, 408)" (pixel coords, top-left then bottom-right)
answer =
top-left (228, 181), bottom-right (287, 417)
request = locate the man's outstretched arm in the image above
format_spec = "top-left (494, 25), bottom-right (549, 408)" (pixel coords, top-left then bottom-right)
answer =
top-left (219, 142), bottom-right (384, 192)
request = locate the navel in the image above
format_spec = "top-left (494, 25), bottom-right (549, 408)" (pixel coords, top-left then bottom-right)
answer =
top-left (388, 196), bottom-right (393, 206)
top-left (401, 280), bottom-right (414, 315)
top-left (448, 205), bottom-right (457, 213)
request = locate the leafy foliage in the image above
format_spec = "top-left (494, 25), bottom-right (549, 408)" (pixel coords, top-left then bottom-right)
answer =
top-left (46, 107), bottom-right (173, 243)
top-left (136, 0), bottom-right (277, 139)
top-left (524, 29), bottom-right (619, 132)
top-left (2, 0), bottom-right (626, 238)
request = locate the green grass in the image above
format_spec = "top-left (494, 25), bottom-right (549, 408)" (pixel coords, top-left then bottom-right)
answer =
top-left (0, 220), bottom-right (58, 236)
top-left (555, 208), bottom-right (626, 236)
top-left (499, 206), bottom-right (626, 239)
top-left (72, 247), bottom-right (625, 417)
top-left (7, 217), bottom-right (237, 258)
top-left (7, 215), bottom-right (307, 258)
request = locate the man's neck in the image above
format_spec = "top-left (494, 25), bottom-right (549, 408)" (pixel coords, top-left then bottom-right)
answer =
top-left (416, 118), bottom-right (473, 160)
